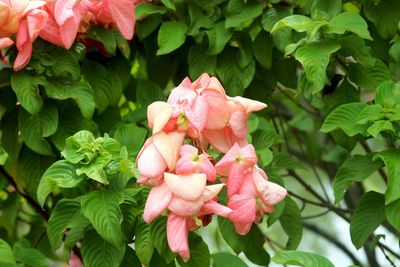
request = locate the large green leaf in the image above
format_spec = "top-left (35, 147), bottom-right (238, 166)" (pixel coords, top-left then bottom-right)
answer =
top-left (252, 31), bottom-right (273, 69)
top-left (375, 150), bottom-right (400, 205)
top-left (272, 251), bottom-right (334, 267)
top-left (37, 160), bottom-right (84, 206)
top-left (14, 241), bottom-right (47, 267)
top-left (135, 3), bottom-right (167, 20)
top-left (188, 45), bottom-right (217, 79)
top-left (333, 154), bottom-right (383, 203)
top-left (0, 239), bottom-right (15, 263)
top-left (50, 49), bottom-right (81, 80)
top-left (45, 79), bottom-right (95, 119)
top-left (325, 12), bottom-right (372, 40)
top-left (136, 80), bottom-right (165, 108)
top-left (363, 0), bottom-right (400, 39)
top-left (113, 124), bottom-right (147, 157)
top-left (321, 103), bottom-right (368, 136)
top-left (338, 36), bottom-right (375, 67)
top-left (157, 21), bottom-right (188, 55)
top-left (119, 247), bottom-right (141, 267)
top-left (217, 218), bottom-right (269, 265)
top-left (18, 104), bottom-right (58, 155)
top-left (135, 219), bottom-right (154, 265)
top-left (350, 191), bottom-right (385, 249)
top-left (295, 41), bottom-right (341, 93)
top-left (149, 217), bottom-right (175, 263)
top-left (11, 71), bottom-right (45, 115)
top-left (206, 22), bottom-right (232, 55)
top-left (348, 60), bottom-right (391, 91)
top-left (82, 60), bottom-right (118, 113)
top-left (211, 253), bottom-right (247, 267)
top-left (271, 15), bottom-right (312, 33)
top-left (81, 230), bottom-right (125, 267)
top-left (225, 0), bottom-right (266, 28)
top-left (385, 199), bottom-right (400, 232)
top-left (47, 198), bottom-right (81, 250)
top-left (178, 233), bottom-right (210, 267)
top-left (279, 197), bottom-right (303, 249)
top-left (81, 190), bottom-right (124, 247)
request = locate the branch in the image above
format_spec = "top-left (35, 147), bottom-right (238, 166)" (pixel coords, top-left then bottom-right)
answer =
top-left (0, 166), bottom-right (49, 220)
top-left (303, 222), bottom-right (363, 266)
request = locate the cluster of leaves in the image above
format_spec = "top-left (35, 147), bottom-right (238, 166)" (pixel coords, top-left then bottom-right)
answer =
top-left (1, 0), bottom-right (400, 266)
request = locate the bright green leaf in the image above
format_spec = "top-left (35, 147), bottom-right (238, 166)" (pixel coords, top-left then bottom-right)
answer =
top-left (212, 253), bottom-right (247, 267)
top-left (206, 22), bottom-right (232, 55)
top-left (325, 12), bottom-right (372, 40)
top-left (272, 250), bottom-right (334, 267)
top-left (157, 21), bottom-right (188, 55)
top-left (0, 239), bottom-right (15, 264)
top-left (375, 150), bottom-right (400, 205)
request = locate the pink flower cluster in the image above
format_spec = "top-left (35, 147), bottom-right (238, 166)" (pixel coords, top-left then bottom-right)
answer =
top-left (137, 74), bottom-right (287, 260)
top-left (0, 0), bottom-right (139, 70)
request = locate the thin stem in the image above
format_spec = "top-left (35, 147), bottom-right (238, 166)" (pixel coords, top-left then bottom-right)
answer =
top-left (0, 166), bottom-right (49, 220)
top-left (378, 242), bottom-right (397, 267)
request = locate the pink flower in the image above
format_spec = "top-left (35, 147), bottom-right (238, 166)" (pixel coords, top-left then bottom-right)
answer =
top-left (175, 144), bottom-right (216, 182)
top-left (143, 172), bottom-right (231, 260)
top-left (228, 167), bottom-right (287, 235)
top-left (0, 0), bottom-right (48, 70)
top-left (84, 0), bottom-right (135, 40)
top-left (215, 143), bottom-right (258, 197)
top-left (40, 0), bottom-right (88, 49)
top-left (136, 131), bottom-right (185, 186)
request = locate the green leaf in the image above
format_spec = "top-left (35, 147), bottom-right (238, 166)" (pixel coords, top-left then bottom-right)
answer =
top-left (366, 120), bottom-right (395, 138)
top-left (363, 0), bottom-right (400, 39)
top-left (206, 22), bottom-right (232, 55)
top-left (178, 233), bottom-right (210, 267)
top-left (114, 124), bottom-right (147, 157)
top-left (321, 103), bottom-right (368, 136)
top-left (47, 199), bottom-right (81, 250)
top-left (348, 60), bottom-right (391, 91)
top-left (375, 81), bottom-right (400, 106)
top-left (81, 230), bottom-right (125, 267)
top-left (333, 154), bottom-right (383, 203)
top-left (150, 217), bottom-right (175, 263)
top-left (271, 15), bottom-right (311, 33)
top-left (252, 31), bottom-right (273, 69)
top-left (270, 152), bottom-right (306, 171)
top-left (61, 130), bottom-right (95, 164)
top-left (389, 39), bottom-right (400, 62)
top-left (375, 150), bottom-right (400, 205)
top-left (86, 27), bottom-right (130, 57)
top-left (64, 214), bottom-right (91, 252)
top-left (212, 253), bottom-right (247, 267)
top-left (262, 6), bottom-right (293, 32)
top-left (0, 239), bottom-right (15, 263)
top-left (157, 21), bottom-right (188, 55)
top-left (82, 60), bottom-right (118, 113)
top-left (50, 49), bottom-right (81, 80)
top-left (216, 48), bottom-right (255, 96)
top-left (325, 12), bottom-right (372, 40)
top-left (357, 105), bottom-right (384, 124)
top-left (272, 250), bottom-right (334, 267)
top-left (135, 3), bottom-right (167, 19)
top-left (37, 160), bottom-right (84, 206)
top-left (11, 71), bottom-right (45, 115)
top-left (14, 241), bottom-right (47, 267)
top-left (295, 41), bottom-right (341, 93)
top-left (279, 197), bottom-right (303, 249)
top-left (135, 219), bottom-right (154, 265)
top-left (45, 79), bottom-right (95, 119)
top-left (160, 0), bottom-right (175, 10)
top-left (81, 190), bottom-right (124, 247)
top-left (18, 104), bottom-right (58, 156)
top-left (136, 80), bottom-right (165, 108)
top-left (218, 217), bottom-right (245, 253)
top-left (338, 36), bottom-right (375, 67)
top-left (225, 0), bottom-right (266, 28)
top-left (119, 247), bottom-right (141, 267)
top-left (350, 191), bottom-right (385, 249)
top-left (385, 199), bottom-right (400, 232)
top-left (188, 45), bottom-right (217, 79)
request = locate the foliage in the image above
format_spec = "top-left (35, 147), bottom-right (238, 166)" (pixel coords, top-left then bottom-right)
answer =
top-left (1, 0), bottom-right (400, 266)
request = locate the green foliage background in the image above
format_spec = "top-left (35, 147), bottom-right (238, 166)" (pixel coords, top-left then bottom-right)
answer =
top-left (1, 0), bottom-right (400, 266)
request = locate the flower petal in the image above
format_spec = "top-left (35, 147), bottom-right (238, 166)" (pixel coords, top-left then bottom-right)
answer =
top-left (168, 195), bottom-right (204, 217)
top-left (136, 138), bottom-right (167, 178)
top-left (167, 214), bottom-right (190, 260)
top-left (153, 131), bottom-right (185, 171)
top-left (143, 183), bottom-right (172, 223)
top-left (228, 194), bottom-right (256, 224)
top-left (201, 201), bottom-right (232, 217)
top-left (203, 184), bottom-right (224, 202)
top-left (147, 101), bottom-right (173, 134)
top-left (164, 172), bottom-right (206, 201)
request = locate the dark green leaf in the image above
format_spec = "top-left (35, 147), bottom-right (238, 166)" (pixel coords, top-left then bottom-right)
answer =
top-left (178, 233), bottom-right (210, 267)
top-left (279, 197), bottom-right (303, 249)
top-left (375, 150), bottom-right (400, 205)
top-left (157, 21), bottom-right (188, 55)
top-left (272, 250), bottom-right (334, 267)
top-left (212, 253), bottom-right (247, 267)
top-left (11, 72), bottom-right (45, 115)
top-left (135, 219), bottom-right (154, 265)
top-left (350, 191), bottom-right (385, 249)
top-left (188, 45), bottom-right (217, 79)
top-left (81, 190), bottom-right (124, 247)
top-left (206, 22), bottom-right (232, 55)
